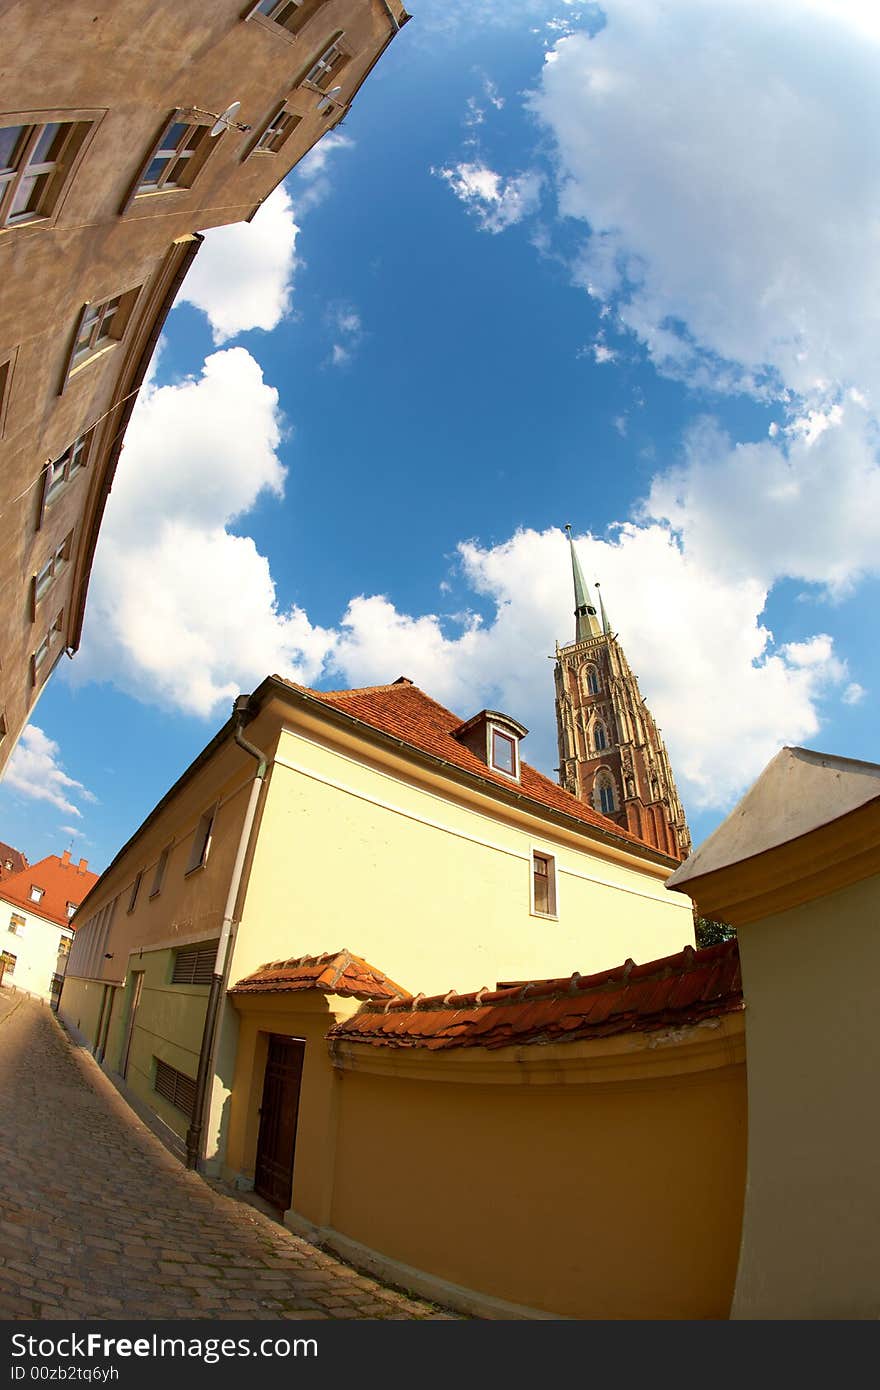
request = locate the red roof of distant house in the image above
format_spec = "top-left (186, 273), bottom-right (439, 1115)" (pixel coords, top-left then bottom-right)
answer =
top-left (0, 850), bottom-right (98, 929)
top-left (328, 939), bottom-right (742, 1051)
top-left (230, 949), bottom-right (409, 1002)
top-left (280, 677), bottom-right (666, 859)
top-left (0, 841), bottom-right (28, 881)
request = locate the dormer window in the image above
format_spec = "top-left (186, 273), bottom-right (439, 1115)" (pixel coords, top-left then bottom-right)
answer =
top-left (452, 709), bottom-right (528, 784)
top-left (29, 885), bottom-right (44, 903)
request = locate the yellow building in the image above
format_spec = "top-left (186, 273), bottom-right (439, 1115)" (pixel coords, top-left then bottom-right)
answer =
top-left (0, 0), bottom-right (408, 775)
top-left (667, 745), bottom-right (880, 1321)
top-left (61, 674), bottom-right (693, 1195)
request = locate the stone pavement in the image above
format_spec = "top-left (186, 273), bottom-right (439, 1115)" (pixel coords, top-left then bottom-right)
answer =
top-left (0, 991), bottom-right (452, 1320)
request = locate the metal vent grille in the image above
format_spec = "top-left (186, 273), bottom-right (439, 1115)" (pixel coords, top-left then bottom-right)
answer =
top-left (153, 1058), bottom-right (197, 1119)
top-left (171, 942), bottom-right (218, 986)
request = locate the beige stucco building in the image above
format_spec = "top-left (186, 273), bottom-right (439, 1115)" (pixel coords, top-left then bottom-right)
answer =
top-left (0, 0), bottom-right (408, 775)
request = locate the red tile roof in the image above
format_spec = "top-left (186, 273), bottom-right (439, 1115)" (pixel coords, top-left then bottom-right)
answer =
top-left (0, 841), bottom-right (28, 880)
top-left (0, 851), bottom-right (98, 929)
top-left (328, 939), bottom-right (742, 1051)
top-left (230, 949), bottom-right (409, 1002)
top-left (280, 677), bottom-right (665, 858)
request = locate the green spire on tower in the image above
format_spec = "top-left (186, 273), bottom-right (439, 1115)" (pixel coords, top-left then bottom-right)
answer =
top-left (595, 580), bottom-right (612, 635)
top-left (564, 525), bottom-right (602, 642)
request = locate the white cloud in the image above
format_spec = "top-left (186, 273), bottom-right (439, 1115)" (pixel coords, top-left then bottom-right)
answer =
top-left (527, 1), bottom-right (880, 402)
top-left (843, 682), bottom-right (867, 706)
top-left (593, 342), bottom-right (616, 364)
top-left (644, 401), bottom-right (880, 596)
top-left (176, 185), bottom-right (299, 344)
top-left (4, 727), bottom-right (96, 818)
top-left (59, 824), bottom-right (85, 839)
top-left (327, 305), bottom-right (364, 369)
top-left (292, 130), bottom-right (355, 214)
top-left (435, 162), bottom-right (543, 233)
top-left (71, 349), bottom-right (336, 716)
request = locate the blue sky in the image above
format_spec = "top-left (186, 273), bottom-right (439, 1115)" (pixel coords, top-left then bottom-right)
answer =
top-left (4, 0), bottom-right (879, 874)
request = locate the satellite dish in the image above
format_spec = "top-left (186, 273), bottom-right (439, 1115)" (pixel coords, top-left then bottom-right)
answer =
top-left (210, 101), bottom-right (241, 137)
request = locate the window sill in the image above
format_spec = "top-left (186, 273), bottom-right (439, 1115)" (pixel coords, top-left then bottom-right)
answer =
top-left (66, 341), bottom-right (118, 384)
top-left (183, 863), bottom-right (207, 878)
top-left (530, 910), bottom-right (559, 922)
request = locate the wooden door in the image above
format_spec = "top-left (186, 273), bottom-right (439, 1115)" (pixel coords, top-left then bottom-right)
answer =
top-left (254, 1035), bottom-right (305, 1210)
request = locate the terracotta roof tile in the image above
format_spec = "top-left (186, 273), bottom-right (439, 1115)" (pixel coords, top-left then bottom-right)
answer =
top-left (279, 677), bottom-right (665, 858)
top-left (328, 939), bottom-right (742, 1051)
top-left (0, 853), bottom-right (97, 928)
top-left (0, 841), bottom-right (28, 880)
top-left (230, 949), bottom-right (409, 1002)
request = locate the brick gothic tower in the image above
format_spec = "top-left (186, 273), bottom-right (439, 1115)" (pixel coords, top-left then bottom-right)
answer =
top-left (553, 527), bottom-right (691, 859)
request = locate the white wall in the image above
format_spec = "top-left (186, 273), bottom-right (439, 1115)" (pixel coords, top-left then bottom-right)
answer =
top-left (0, 894), bottom-right (69, 999)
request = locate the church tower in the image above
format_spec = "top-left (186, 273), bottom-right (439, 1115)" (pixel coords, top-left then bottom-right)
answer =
top-left (553, 527), bottom-right (691, 859)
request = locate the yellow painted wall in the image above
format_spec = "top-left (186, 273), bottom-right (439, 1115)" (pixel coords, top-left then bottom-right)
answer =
top-left (230, 725), bottom-right (693, 999)
top-left (328, 1059), bottom-right (746, 1318)
top-left (224, 992), bottom-right (746, 1319)
top-left (732, 872), bottom-right (880, 1319)
top-left (59, 974), bottom-right (105, 1046)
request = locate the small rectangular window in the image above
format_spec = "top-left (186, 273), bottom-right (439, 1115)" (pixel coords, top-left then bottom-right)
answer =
top-left (66, 902), bottom-right (77, 920)
top-left (149, 846), bottom-right (170, 898)
top-left (34, 532), bottom-right (73, 606)
top-left (491, 728), bottom-right (517, 777)
top-left (531, 851), bottom-right (558, 918)
top-left (8, 913), bottom-right (26, 936)
top-left (186, 808), bottom-right (216, 874)
top-left (61, 287), bottom-right (141, 390)
top-left (125, 113), bottom-right (215, 210)
top-left (0, 348), bottom-right (15, 439)
top-left (171, 941), bottom-right (218, 986)
top-left (251, 105), bottom-right (302, 156)
top-left (0, 950), bottom-right (17, 977)
top-left (302, 35), bottom-right (351, 95)
top-left (127, 872), bottom-right (142, 914)
top-left (58, 934), bottom-right (72, 957)
top-left (29, 886), bottom-right (44, 904)
top-left (153, 1057), bottom-right (197, 1119)
top-left (246, 0), bottom-right (325, 39)
top-left (0, 118), bottom-right (93, 230)
top-left (32, 610), bottom-right (64, 684)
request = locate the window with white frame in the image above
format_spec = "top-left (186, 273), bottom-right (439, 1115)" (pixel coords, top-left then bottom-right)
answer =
top-left (29, 886), bottom-right (44, 904)
top-left (8, 913), bottom-right (25, 936)
top-left (186, 807), bottom-right (216, 874)
top-left (1, 950), bottom-right (17, 977)
top-left (490, 727), bottom-right (518, 778)
top-left (531, 850), bottom-right (557, 917)
top-left (34, 532), bottom-right (73, 605)
top-left (0, 118), bottom-right (93, 230)
top-left (66, 901), bottom-right (77, 920)
top-left (129, 114), bottom-right (214, 202)
top-left (32, 610), bottom-right (64, 683)
top-left (251, 104), bottom-right (302, 155)
top-left (303, 35), bottom-right (350, 93)
top-left (246, 0), bottom-right (326, 38)
top-left (58, 934), bottom-right (72, 957)
top-left (61, 287), bottom-right (141, 388)
top-left (43, 431), bottom-right (94, 513)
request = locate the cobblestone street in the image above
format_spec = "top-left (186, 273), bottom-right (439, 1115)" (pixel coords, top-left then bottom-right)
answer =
top-left (0, 991), bottom-right (449, 1320)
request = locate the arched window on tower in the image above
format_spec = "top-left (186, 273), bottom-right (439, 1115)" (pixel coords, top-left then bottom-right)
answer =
top-left (594, 770), bottom-right (616, 816)
top-left (593, 720), bottom-right (608, 752)
top-left (582, 664), bottom-right (600, 696)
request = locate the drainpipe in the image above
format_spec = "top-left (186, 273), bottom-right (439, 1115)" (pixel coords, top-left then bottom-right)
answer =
top-left (185, 695), bottom-right (268, 1169)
